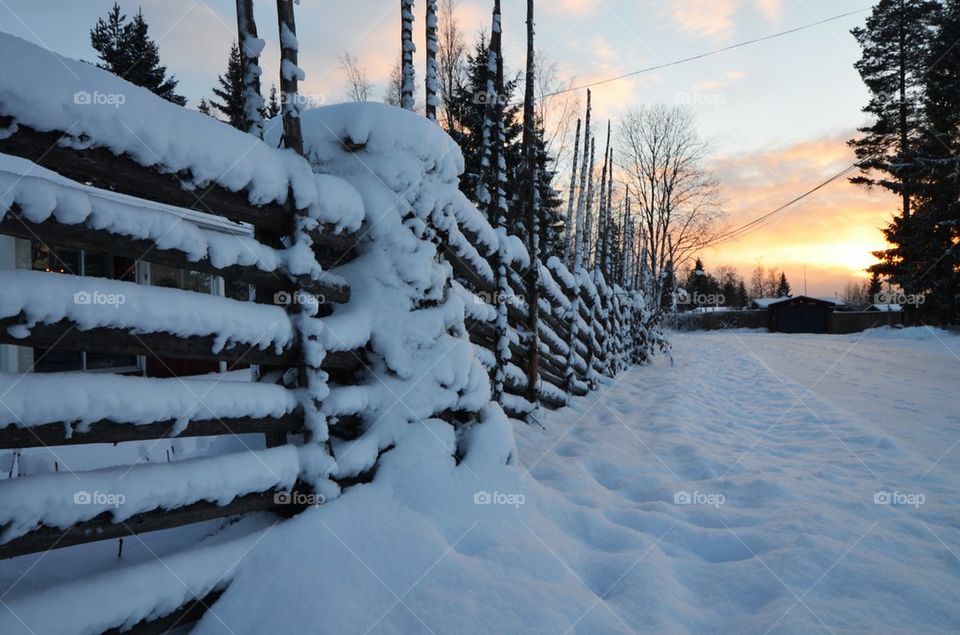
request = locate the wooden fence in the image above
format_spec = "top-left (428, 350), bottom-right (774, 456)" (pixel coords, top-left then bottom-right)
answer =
top-left (0, 43), bottom-right (644, 635)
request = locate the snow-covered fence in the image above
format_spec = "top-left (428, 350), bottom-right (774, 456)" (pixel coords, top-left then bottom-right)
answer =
top-left (0, 29), bottom-right (366, 606)
top-left (446, 226), bottom-right (643, 418)
top-left (0, 22), bottom-right (652, 631)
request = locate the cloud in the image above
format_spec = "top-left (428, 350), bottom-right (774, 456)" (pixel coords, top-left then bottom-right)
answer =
top-left (669, 0), bottom-right (784, 40)
top-left (754, 0), bottom-right (783, 23)
top-left (670, 0), bottom-right (740, 39)
top-left (543, 0), bottom-right (597, 18)
top-left (704, 134), bottom-right (898, 293)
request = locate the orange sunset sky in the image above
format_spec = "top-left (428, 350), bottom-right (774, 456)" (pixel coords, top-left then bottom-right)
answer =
top-left (0, 0), bottom-right (897, 295)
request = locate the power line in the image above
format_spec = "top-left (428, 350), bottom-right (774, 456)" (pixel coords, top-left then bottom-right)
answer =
top-left (542, 8), bottom-right (871, 99)
top-left (703, 161), bottom-right (860, 249)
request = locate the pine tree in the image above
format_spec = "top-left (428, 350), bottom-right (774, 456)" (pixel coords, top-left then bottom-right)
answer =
top-left (866, 271), bottom-right (883, 303)
top-left (90, 3), bottom-right (129, 74)
top-left (198, 98), bottom-right (213, 116)
top-left (211, 42), bottom-right (247, 130)
top-left (266, 84), bottom-right (281, 118)
top-left (736, 280), bottom-right (749, 307)
top-left (448, 35), bottom-right (523, 217)
top-left (850, 0), bottom-right (939, 219)
top-left (911, 0), bottom-right (960, 323)
top-left (535, 124), bottom-right (565, 259)
top-left (776, 272), bottom-right (791, 297)
top-left (121, 10), bottom-right (187, 106)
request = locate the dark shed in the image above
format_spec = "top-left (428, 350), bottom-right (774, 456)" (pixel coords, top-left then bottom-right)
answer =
top-left (768, 296), bottom-right (841, 334)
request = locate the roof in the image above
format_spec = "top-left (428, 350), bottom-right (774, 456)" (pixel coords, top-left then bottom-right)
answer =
top-left (750, 297), bottom-right (788, 309)
top-left (867, 303), bottom-right (902, 312)
top-left (767, 295), bottom-right (844, 308)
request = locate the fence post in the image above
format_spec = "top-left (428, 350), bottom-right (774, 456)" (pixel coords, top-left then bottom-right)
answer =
top-left (236, 0), bottom-right (264, 137)
top-left (276, 0), bottom-right (303, 154)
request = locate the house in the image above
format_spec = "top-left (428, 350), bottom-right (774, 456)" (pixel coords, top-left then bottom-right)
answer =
top-left (767, 295), bottom-right (844, 334)
top-left (0, 159), bottom-right (254, 377)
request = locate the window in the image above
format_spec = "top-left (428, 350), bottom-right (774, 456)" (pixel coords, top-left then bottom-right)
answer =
top-left (29, 242), bottom-right (141, 373)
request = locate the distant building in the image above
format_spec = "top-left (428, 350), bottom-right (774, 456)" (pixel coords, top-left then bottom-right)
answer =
top-left (866, 303), bottom-right (902, 312)
top-left (767, 296), bottom-right (845, 334)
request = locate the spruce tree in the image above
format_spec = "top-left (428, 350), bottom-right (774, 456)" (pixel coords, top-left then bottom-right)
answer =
top-left (90, 3), bottom-right (128, 73)
top-left (122, 9), bottom-right (185, 105)
top-left (90, 4), bottom-right (186, 105)
top-left (198, 98), bottom-right (213, 116)
top-left (776, 272), bottom-right (791, 297)
top-left (449, 35), bottom-right (522, 218)
top-left (736, 280), bottom-right (749, 307)
top-left (266, 84), bottom-right (281, 118)
top-left (866, 271), bottom-right (883, 303)
top-left (211, 42), bottom-right (247, 130)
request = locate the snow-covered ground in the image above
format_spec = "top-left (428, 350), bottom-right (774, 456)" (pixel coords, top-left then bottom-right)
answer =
top-left (4, 327), bottom-right (959, 633)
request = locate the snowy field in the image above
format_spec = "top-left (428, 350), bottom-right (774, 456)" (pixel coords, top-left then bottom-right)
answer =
top-left (4, 327), bottom-right (959, 634)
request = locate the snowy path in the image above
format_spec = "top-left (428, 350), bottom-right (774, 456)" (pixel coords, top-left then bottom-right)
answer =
top-left (12, 329), bottom-right (955, 634)
top-left (513, 328), bottom-right (960, 633)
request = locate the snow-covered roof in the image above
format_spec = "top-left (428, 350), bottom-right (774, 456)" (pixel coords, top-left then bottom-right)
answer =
top-left (750, 297), bottom-right (787, 309)
top-left (867, 303), bottom-right (902, 312)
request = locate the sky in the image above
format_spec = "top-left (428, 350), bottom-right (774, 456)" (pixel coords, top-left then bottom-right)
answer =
top-left (0, 0), bottom-right (895, 295)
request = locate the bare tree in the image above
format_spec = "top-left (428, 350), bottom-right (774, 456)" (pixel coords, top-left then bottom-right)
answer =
top-left (384, 61), bottom-right (403, 106)
top-left (339, 52), bottom-right (371, 102)
top-left (535, 51), bottom-right (580, 176)
top-left (437, 0), bottom-right (466, 130)
top-left (750, 263), bottom-right (766, 299)
top-left (841, 279), bottom-right (870, 309)
top-left (618, 104), bottom-right (723, 314)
